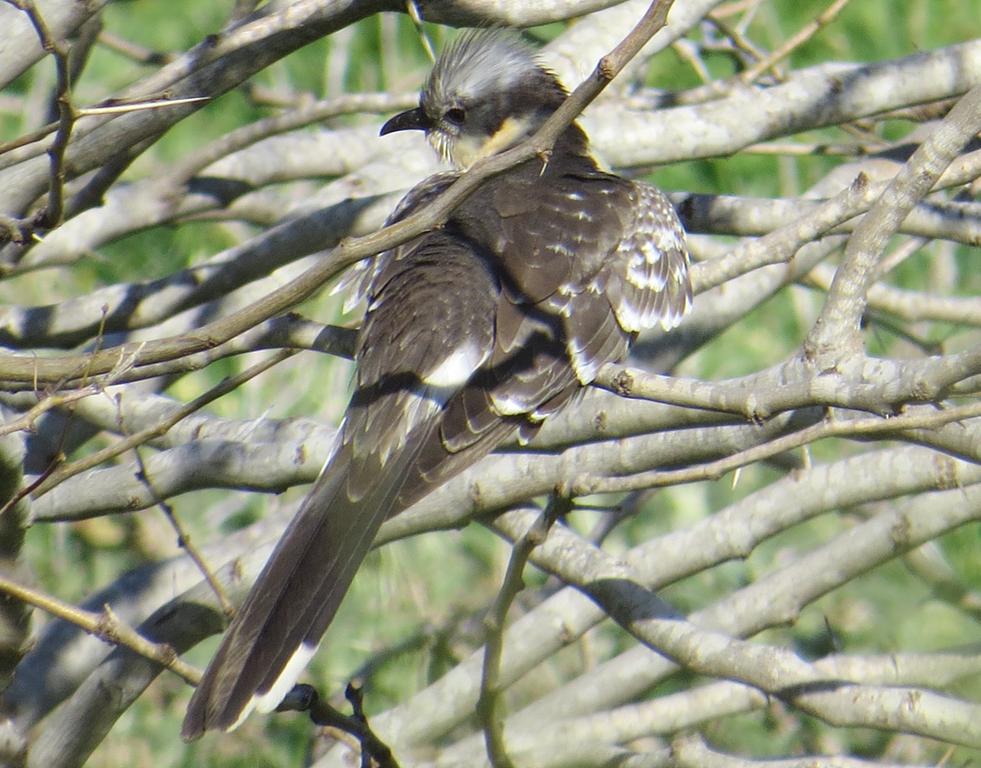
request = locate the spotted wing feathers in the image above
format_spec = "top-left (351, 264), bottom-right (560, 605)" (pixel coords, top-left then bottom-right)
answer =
top-left (183, 157), bottom-right (692, 739)
top-left (605, 181), bottom-right (692, 334)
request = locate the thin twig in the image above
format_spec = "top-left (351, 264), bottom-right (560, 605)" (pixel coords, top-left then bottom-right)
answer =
top-left (741, 140), bottom-right (877, 156)
top-left (165, 92), bottom-right (416, 183)
top-left (0, 574), bottom-right (200, 685)
top-left (77, 96), bottom-right (211, 117)
top-left (478, 498), bottom-right (566, 768)
top-left (0, 97), bottom-right (206, 163)
top-left (7, 0), bottom-right (74, 229)
top-left (96, 29), bottom-right (174, 66)
top-left (578, 400), bottom-right (981, 495)
top-left (30, 349), bottom-right (296, 499)
top-left (705, 13), bottom-right (769, 72)
top-left (807, 85), bottom-right (981, 359)
top-left (741, 0), bottom-right (853, 83)
top-left (406, 1), bottom-right (436, 63)
top-left (0, 385), bottom-right (100, 438)
top-left (131, 444), bottom-right (235, 619)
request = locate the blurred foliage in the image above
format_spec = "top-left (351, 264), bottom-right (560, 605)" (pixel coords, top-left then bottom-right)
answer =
top-left (1, 1), bottom-right (977, 766)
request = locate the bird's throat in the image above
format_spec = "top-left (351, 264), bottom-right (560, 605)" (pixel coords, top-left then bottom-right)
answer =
top-left (451, 114), bottom-right (537, 168)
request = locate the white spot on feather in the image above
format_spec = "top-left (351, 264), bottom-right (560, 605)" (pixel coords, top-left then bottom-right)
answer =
top-left (491, 391), bottom-right (532, 416)
top-left (228, 642), bottom-right (319, 730)
top-left (423, 342), bottom-right (484, 388)
top-left (568, 340), bottom-right (601, 384)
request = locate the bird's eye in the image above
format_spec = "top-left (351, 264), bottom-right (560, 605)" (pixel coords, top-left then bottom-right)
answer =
top-left (443, 107), bottom-right (466, 125)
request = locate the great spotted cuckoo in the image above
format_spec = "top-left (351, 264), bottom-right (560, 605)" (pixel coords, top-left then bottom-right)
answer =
top-left (183, 29), bottom-right (692, 739)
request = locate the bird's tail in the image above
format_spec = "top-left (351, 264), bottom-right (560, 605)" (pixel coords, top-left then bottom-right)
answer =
top-left (181, 435), bottom-right (423, 740)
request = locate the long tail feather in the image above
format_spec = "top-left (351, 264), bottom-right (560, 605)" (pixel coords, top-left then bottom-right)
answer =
top-left (181, 436), bottom-right (422, 740)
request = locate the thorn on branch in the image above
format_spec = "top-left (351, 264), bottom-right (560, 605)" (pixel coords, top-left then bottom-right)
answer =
top-left (597, 54), bottom-right (617, 83)
top-left (850, 171), bottom-right (870, 193)
top-left (611, 369), bottom-right (635, 397)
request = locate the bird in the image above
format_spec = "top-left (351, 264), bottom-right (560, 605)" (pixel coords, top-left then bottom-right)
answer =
top-left (182, 28), bottom-right (692, 740)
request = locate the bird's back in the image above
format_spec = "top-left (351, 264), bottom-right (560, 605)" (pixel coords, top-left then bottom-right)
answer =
top-left (183, 29), bottom-right (691, 741)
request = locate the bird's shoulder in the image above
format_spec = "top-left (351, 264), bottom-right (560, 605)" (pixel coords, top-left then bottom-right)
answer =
top-left (332, 171), bottom-right (462, 312)
top-left (452, 157), bottom-right (676, 305)
top-left (387, 170), bottom-right (461, 224)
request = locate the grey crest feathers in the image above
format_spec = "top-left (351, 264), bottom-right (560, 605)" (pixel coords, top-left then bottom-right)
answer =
top-left (425, 29), bottom-right (553, 112)
top-left (416, 29), bottom-right (572, 167)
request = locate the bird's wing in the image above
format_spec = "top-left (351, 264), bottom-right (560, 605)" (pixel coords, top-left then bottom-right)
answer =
top-left (460, 162), bottom-right (692, 387)
top-left (600, 179), bottom-right (692, 335)
top-left (182, 161), bottom-right (694, 739)
top-left (425, 162), bottom-right (694, 492)
top-left (182, 228), bottom-right (499, 739)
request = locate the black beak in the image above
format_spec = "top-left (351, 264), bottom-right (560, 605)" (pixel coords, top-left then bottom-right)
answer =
top-left (380, 107), bottom-right (429, 136)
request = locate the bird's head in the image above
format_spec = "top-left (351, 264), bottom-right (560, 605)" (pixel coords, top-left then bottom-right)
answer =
top-left (381, 30), bottom-right (574, 169)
